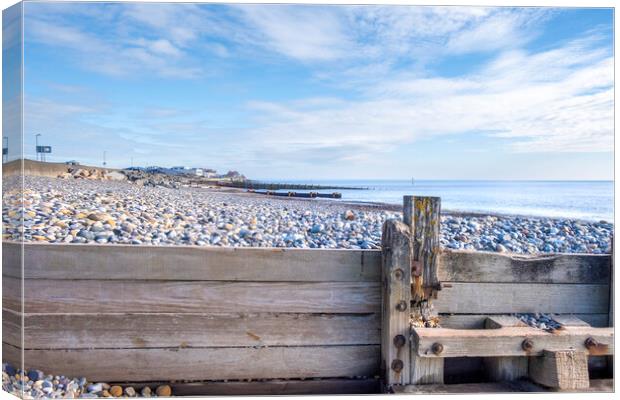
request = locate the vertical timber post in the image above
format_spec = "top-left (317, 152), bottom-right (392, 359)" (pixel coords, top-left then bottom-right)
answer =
top-left (381, 219), bottom-right (412, 390)
top-left (404, 196), bottom-right (444, 384)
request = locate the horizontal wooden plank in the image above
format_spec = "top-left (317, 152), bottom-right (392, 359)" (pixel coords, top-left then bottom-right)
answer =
top-left (3, 310), bottom-right (380, 349)
top-left (439, 250), bottom-right (611, 284)
top-left (3, 277), bottom-right (380, 314)
top-left (439, 314), bottom-right (610, 329)
top-left (413, 326), bottom-right (614, 358)
top-left (393, 379), bottom-right (613, 393)
top-left (2, 343), bottom-right (380, 382)
top-left (3, 242), bottom-right (381, 282)
top-left (113, 379), bottom-right (381, 395)
top-left (434, 283), bottom-right (609, 314)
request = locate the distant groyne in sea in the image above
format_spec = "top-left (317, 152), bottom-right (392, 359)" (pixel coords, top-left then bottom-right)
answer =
top-left (217, 180), bottom-right (369, 191)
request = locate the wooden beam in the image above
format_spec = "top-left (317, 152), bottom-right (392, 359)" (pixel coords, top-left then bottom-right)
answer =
top-left (5, 242), bottom-right (381, 282)
top-left (3, 277), bottom-right (380, 314)
top-left (3, 310), bottom-right (380, 349)
top-left (380, 219), bottom-right (412, 386)
top-left (392, 379), bottom-right (613, 393)
top-left (412, 325), bottom-right (614, 358)
top-left (3, 343), bottom-right (380, 382)
top-left (434, 282), bottom-right (609, 314)
top-left (438, 313), bottom-right (609, 329)
top-left (438, 250), bottom-right (610, 284)
top-left (529, 350), bottom-right (590, 390)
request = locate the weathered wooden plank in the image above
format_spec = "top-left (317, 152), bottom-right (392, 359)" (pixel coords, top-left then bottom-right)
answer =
top-left (3, 310), bottom-right (380, 349)
top-left (3, 277), bottom-right (380, 314)
top-left (439, 250), bottom-right (611, 284)
top-left (483, 316), bottom-right (528, 381)
top-left (412, 326), bottom-right (614, 358)
top-left (439, 314), bottom-right (609, 329)
top-left (393, 379), bottom-right (613, 393)
top-left (2, 343), bottom-right (380, 382)
top-left (393, 382), bottom-right (524, 393)
top-left (4, 242), bottom-right (381, 282)
top-left (410, 354), bottom-right (444, 385)
top-left (381, 219), bottom-right (411, 385)
top-left (529, 350), bottom-right (590, 390)
top-left (117, 379), bottom-right (381, 395)
top-left (434, 282), bottom-right (609, 314)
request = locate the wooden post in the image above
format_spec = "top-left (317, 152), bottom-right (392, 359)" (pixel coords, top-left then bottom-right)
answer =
top-left (404, 196), bottom-right (441, 301)
top-left (381, 219), bottom-right (412, 389)
top-left (529, 350), bottom-right (590, 390)
top-left (404, 196), bottom-right (444, 385)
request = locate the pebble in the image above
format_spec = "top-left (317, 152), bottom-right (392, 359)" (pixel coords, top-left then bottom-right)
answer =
top-left (2, 176), bottom-right (613, 254)
top-left (155, 385), bottom-right (172, 397)
top-left (0, 364), bottom-right (175, 399)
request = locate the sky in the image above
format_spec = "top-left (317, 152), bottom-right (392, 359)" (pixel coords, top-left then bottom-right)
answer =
top-left (11, 2), bottom-right (616, 179)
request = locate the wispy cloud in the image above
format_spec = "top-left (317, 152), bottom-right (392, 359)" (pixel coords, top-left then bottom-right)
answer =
top-left (242, 34), bottom-right (613, 162)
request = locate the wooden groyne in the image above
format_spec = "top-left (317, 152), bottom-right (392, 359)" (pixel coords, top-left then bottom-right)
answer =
top-left (2, 196), bottom-right (613, 395)
top-left (249, 190), bottom-right (342, 199)
top-left (218, 180), bottom-right (368, 191)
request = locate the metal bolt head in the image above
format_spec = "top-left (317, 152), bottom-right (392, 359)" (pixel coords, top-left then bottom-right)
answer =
top-left (395, 300), bottom-right (408, 312)
top-left (522, 338), bottom-right (534, 351)
top-left (393, 268), bottom-right (404, 281)
top-left (585, 337), bottom-right (598, 349)
top-left (393, 335), bottom-right (406, 348)
top-left (391, 359), bottom-right (404, 373)
top-left (431, 342), bottom-right (444, 355)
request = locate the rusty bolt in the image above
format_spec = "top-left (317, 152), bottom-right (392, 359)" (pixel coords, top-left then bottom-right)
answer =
top-left (396, 300), bottom-right (408, 312)
top-left (522, 338), bottom-right (534, 352)
top-left (393, 268), bottom-right (404, 281)
top-left (585, 337), bottom-right (598, 349)
top-left (431, 342), bottom-right (444, 355)
top-left (391, 359), bottom-right (404, 373)
top-left (393, 335), bottom-right (406, 348)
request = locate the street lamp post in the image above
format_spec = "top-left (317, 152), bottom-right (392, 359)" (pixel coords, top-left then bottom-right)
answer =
top-left (35, 134), bottom-right (41, 161)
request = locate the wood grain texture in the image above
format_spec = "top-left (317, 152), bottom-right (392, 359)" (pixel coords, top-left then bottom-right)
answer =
top-left (412, 326), bottom-right (614, 358)
top-left (380, 219), bottom-right (412, 385)
top-left (405, 196), bottom-right (441, 300)
top-left (529, 350), bottom-right (590, 390)
top-left (393, 379), bottom-right (613, 393)
top-left (4, 277), bottom-right (380, 314)
top-left (434, 282), bottom-right (609, 314)
top-left (3, 310), bottom-right (380, 349)
top-left (483, 316), bottom-right (528, 382)
top-left (2, 343), bottom-right (380, 382)
top-left (110, 379), bottom-right (380, 395)
top-left (438, 314), bottom-right (609, 329)
top-left (140, 379), bottom-right (381, 395)
top-left (4, 242), bottom-right (381, 282)
top-left (410, 354), bottom-right (444, 385)
top-left (439, 250), bottom-right (611, 284)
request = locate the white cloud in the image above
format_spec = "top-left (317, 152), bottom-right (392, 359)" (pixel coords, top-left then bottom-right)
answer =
top-left (242, 35), bottom-right (613, 161)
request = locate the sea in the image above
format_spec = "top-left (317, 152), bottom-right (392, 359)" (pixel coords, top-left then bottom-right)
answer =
top-left (263, 180), bottom-right (614, 222)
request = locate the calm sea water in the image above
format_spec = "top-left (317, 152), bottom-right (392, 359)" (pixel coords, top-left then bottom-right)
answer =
top-left (264, 180), bottom-right (614, 222)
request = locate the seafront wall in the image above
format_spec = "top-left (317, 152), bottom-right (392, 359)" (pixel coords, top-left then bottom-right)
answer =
top-left (2, 159), bottom-right (119, 178)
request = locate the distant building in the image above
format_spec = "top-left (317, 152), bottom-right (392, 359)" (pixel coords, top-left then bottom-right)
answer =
top-left (203, 168), bottom-right (217, 178)
top-left (189, 168), bottom-right (204, 176)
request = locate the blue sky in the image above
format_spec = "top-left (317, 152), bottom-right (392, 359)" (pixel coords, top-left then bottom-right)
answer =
top-left (16, 2), bottom-right (614, 179)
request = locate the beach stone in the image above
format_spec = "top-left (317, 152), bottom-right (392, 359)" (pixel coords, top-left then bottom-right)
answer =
top-left (87, 383), bottom-right (103, 393)
top-left (124, 386), bottom-right (136, 397)
top-left (344, 210), bottom-right (355, 221)
top-left (155, 385), bottom-right (172, 397)
top-left (109, 385), bottom-right (123, 397)
top-left (141, 386), bottom-right (152, 397)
